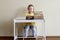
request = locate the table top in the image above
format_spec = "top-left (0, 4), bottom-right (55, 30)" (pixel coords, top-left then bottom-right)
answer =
top-left (14, 18), bottom-right (44, 23)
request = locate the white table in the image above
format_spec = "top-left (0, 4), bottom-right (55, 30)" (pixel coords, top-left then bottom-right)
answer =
top-left (14, 18), bottom-right (46, 40)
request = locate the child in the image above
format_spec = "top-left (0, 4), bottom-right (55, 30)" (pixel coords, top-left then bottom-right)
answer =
top-left (26, 4), bottom-right (34, 20)
top-left (24, 4), bottom-right (37, 37)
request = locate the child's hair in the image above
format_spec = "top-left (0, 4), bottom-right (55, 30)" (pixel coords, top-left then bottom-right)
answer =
top-left (27, 4), bottom-right (34, 10)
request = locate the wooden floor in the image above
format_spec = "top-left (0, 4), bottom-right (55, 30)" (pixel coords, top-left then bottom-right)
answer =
top-left (0, 36), bottom-right (60, 40)
top-left (47, 36), bottom-right (60, 40)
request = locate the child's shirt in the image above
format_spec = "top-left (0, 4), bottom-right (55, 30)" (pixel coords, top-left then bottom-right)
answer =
top-left (26, 12), bottom-right (34, 16)
top-left (23, 12), bottom-right (36, 27)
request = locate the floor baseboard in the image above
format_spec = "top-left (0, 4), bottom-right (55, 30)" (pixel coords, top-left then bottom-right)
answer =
top-left (0, 36), bottom-right (60, 40)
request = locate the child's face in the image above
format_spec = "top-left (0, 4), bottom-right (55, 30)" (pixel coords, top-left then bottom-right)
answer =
top-left (28, 6), bottom-right (34, 13)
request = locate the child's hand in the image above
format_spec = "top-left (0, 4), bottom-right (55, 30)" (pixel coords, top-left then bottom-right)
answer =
top-left (26, 16), bottom-right (34, 19)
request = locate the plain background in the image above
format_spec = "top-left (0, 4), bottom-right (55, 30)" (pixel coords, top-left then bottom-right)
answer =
top-left (0, 0), bottom-right (60, 36)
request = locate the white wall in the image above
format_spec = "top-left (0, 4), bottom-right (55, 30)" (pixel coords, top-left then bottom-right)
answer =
top-left (0, 0), bottom-right (60, 36)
